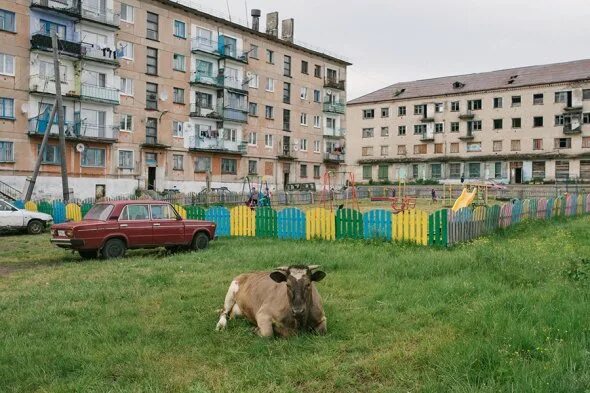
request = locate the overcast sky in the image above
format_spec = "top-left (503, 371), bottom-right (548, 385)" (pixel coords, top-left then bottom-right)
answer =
top-left (189, 0), bottom-right (590, 100)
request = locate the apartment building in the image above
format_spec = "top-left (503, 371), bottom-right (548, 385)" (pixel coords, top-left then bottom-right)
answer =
top-left (0, 0), bottom-right (349, 199)
top-left (347, 60), bottom-right (590, 184)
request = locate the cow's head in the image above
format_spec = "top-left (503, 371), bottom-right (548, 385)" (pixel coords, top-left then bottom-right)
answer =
top-left (270, 265), bottom-right (326, 320)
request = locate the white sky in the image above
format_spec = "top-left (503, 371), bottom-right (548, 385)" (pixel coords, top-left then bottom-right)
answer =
top-left (188, 0), bottom-right (590, 100)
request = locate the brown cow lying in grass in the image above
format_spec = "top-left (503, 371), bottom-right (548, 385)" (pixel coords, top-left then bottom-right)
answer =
top-left (215, 265), bottom-right (327, 337)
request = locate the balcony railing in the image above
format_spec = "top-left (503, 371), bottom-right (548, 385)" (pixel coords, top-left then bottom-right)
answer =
top-left (28, 116), bottom-right (117, 141)
top-left (191, 72), bottom-right (223, 87)
top-left (322, 100), bottom-right (346, 114)
top-left (81, 44), bottom-right (119, 63)
top-left (189, 103), bottom-right (222, 119)
top-left (458, 110), bottom-right (475, 120)
top-left (187, 135), bottom-right (245, 154)
top-left (323, 128), bottom-right (346, 138)
top-left (459, 130), bottom-right (474, 140)
top-left (191, 38), bottom-right (221, 55)
top-left (81, 4), bottom-right (120, 26)
top-left (30, 75), bottom-right (77, 97)
top-left (222, 108), bottom-right (248, 123)
top-left (80, 83), bottom-right (120, 104)
top-left (324, 153), bottom-right (345, 163)
top-left (223, 76), bottom-right (247, 91)
top-left (31, 32), bottom-right (81, 57)
top-left (564, 124), bottom-right (582, 134)
top-left (324, 78), bottom-right (346, 90)
top-left (31, 0), bottom-right (80, 16)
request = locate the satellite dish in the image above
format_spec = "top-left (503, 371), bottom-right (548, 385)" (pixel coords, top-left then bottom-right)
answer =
top-left (76, 143), bottom-right (85, 153)
top-left (21, 103), bottom-right (28, 114)
top-left (293, 145), bottom-right (299, 152)
top-left (326, 90), bottom-right (333, 95)
top-left (184, 122), bottom-right (194, 132)
top-left (246, 71), bottom-right (253, 77)
top-left (159, 91), bottom-right (168, 101)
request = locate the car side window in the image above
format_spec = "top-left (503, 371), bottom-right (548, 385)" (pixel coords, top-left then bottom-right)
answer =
top-left (151, 204), bottom-right (176, 220)
top-left (0, 201), bottom-right (16, 212)
top-left (120, 205), bottom-right (150, 220)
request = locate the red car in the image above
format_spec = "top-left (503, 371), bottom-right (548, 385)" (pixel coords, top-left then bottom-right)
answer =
top-left (50, 200), bottom-right (216, 259)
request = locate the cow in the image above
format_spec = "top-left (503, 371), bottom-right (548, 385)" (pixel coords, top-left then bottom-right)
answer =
top-left (215, 265), bottom-right (327, 337)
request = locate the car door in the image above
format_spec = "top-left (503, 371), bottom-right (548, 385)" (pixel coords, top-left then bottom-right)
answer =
top-left (150, 204), bottom-right (185, 246)
top-left (118, 204), bottom-right (152, 247)
top-left (0, 201), bottom-right (24, 228)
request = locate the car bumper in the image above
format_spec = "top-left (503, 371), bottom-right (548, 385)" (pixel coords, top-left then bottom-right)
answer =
top-left (50, 238), bottom-right (85, 249)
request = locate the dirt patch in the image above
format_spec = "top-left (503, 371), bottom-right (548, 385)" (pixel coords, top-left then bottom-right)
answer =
top-left (0, 262), bottom-right (65, 277)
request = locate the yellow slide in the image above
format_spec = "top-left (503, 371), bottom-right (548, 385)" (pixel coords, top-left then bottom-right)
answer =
top-left (452, 188), bottom-right (477, 212)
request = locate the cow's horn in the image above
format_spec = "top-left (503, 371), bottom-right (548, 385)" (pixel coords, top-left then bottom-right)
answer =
top-left (274, 266), bottom-right (289, 271)
top-left (308, 265), bottom-right (321, 271)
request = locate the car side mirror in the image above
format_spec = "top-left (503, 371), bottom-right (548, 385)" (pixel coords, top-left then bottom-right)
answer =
top-left (177, 216), bottom-right (183, 220)
top-left (110, 215), bottom-right (119, 220)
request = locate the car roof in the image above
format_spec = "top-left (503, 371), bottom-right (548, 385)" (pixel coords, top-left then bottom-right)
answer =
top-left (96, 200), bottom-right (171, 206)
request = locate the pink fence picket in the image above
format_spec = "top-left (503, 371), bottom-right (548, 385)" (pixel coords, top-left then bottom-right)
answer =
top-left (499, 203), bottom-right (512, 228)
top-left (537, 198), bottom-right (547, 219)
top-left (587, 194), bottom-right (590, 214)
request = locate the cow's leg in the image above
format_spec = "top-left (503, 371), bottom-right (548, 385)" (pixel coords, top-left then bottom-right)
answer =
top-left (313, 317), bottom-right (327, 335)
top-left (255, 311), bottom-right (274, 338)
top-left (215, 280), bottom-right (239, 331)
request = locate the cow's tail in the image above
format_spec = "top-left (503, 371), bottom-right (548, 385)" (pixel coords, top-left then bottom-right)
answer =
top-left (215, 280), bottom-right (239, 331)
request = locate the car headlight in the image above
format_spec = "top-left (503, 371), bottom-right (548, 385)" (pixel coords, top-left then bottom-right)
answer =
top-left (65, 229), bottom-right (74, 238)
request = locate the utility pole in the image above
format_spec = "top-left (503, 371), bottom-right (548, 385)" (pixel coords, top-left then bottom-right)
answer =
top-left (52, 30), bottom-right (70, 202)
top-left (24, 105), bottom-right (57, 202)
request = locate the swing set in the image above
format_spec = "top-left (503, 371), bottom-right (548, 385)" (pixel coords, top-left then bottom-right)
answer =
top-left (241, 176), bottom-right (272, 209)
top-left (319, 171), bottom-right (360, 211)
top-left (369, 179), bottom-right (416, 214)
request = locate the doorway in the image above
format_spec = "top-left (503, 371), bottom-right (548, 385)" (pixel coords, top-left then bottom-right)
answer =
top-left (510, 162), bottom-right (523, 184)
top-left (147, 167), bottom-right (156, 190)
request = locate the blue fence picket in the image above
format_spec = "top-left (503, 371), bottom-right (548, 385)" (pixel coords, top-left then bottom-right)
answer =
top-left (13, 200), bottom-right (24, 209)
top-left (511, 200), bottom-right (523, 224)
top-left (362, 209), bottom-right (392, 240)
top-left (277, 207), bottom-right (306, 240)
top-left (546, 198), bottom-right (555, 220)
top-left (52, 201), bottom-right (66, 224)
top-left (205, 206), bottom-right (230, 237)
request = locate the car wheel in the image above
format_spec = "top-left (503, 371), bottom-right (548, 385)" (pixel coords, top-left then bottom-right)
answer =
top-left (101, 238), bottom-right (126, 259)
top-left (192, 232), bottom-right (209, 251)
top-left (79, 250), bottom-right (97, 259)
top-left (27, 220), bottom-right (44, 235)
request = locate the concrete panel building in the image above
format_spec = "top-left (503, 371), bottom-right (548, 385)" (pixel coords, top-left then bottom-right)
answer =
top-left (346, 60), bottom-right (590, 184)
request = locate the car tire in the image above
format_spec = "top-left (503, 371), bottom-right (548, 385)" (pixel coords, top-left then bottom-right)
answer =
top-left (79, 250), bottom-right (97, 259)
top-left (101, 238), bottom-right (126, 259)
top-left (27, 220), bottom-right (44, 235)
top-left (192, 232), bottom-right (209, 251)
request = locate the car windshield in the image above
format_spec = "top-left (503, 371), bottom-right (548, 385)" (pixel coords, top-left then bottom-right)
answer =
top-left (84, 204), bottom-right (114, 221)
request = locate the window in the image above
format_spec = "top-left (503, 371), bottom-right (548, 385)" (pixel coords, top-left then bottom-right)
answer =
top-left (511, 95), bottom-right (521, 107)
top-left (120, 205), bottom-right (149, 221)
top-left (0, 10), bottom-right (16, 32)
top-left (554, 138), bottom-right (571, 149)
top-left (223, 128), bottom-right (237, 143)
top-left (493, 119), bottom-right (503, 129)
top-left (381, 127), bottom-right (389, 137)
top-left (533, 93), bottom-right (544, 105)
top-left (146, 83), bottom-right (158, 110)
top-left (555, 115), bottom-right (565, 126)
top-left (532, 161), bottom-right (545, 180)
top-left (381, 108), bottom-right (389, 118)
top-left (467, 99), bottom-right (482, 110)
top-left (533, 116), bottom-right (543, 127)
top-left (249, 44), bottom-right (258, 59)
top-left (414, 124), bottom-right (426, 135)
top-left (510, 140), bottom-right (521, 151)
top-left (172, 154), bottom-right (183, 170)
top-left (39, 19), bottom-right (65, 38)
top-left (397, 145), bottom-right (407, 155)
top-left (431, 164), bottom-right (442, 179)
top-left (146, 12), bottom-right (159, 40)
top-left (221, 158), bottom-right (237, 174)
top-left (265, 78), bottom-right (275, 92)
top-left (362, 109), bottom-right (374, 119)
top-left (450, 122), bottom-right (459, 132)
top-left (0, 97), bottom-right (14, 118)
top-left (301, 60), bottom-right (308, 74)
top-left (414, 144), bottom-right (427, 154)
top-left (37, 144), bottom-right (60, 164)
top-left (145, 152), bottom-right (157, 166)
top-left (283, 55), bottom-right (291, 77)
top-left (493, 140), bottom-right (503, 152)
top-left (583, 113), bottom-right (590, 124)
top-left (533, 138), bottom-right (543, 150)
top-left (314, 140), bottom-right (320, 153)
top-left (412, 165), bottom-right (418, 179)
top-left (313, 165), bottom-right (320, 178)
top-left (173, 87), bottom-right (184, 104)
top-left (362, 128), bottom-right (374, 138)
top-left (362, 165), bottom-right (372, 180)
top-left (265, 105), bottom-right (274, 119)
top-left (172, 120), bottom-right (183, 137)
top-left (120, 114), bottom-right (132, 132)
top-left (120, 77), bottom-right (133, 95)
top-left (300, 113), bottom-right (307, 126)
top-left (314, 65), bottom-right (321, 78)
top-left (247, 132), bottom-right (257, 146)
top-left (378, 165), bottom-right (389, 180)
top-left (555, 91), bottom-right (569, 103)
top-left (300, 87), bottom-right (307, 100)
top-left (468, 163), bottom-right (481, 178)
top-left (466, 142), bottom-right (481, 152)
top-left (266, 49), bottom-right (274, 64)
top-left (248, 160), bottom-right (257, 175)
top-left (449, 163), bottom-right (461, 178)
top-left (283, 82), bottom-right (291, 104)
top-left (512, 118), bottom-right (521, 128)
top-left (120, 3), bottom-right (134, 23)
top-left (450, 101), bottom-right (459, 112)
top-left (196, 92), bottom-right (213, 109)
top-left (81, 148), bottom-right (105, 167)
top-left (414, 105), bottom-right (425, 115)
top-left (362, 147), bottom-right (373, 156)
top-left (467, 120), bottom-right (482, 132)
top-left (380, 146), bottom-right (389, 156)
top-left (173, 53), bottom-right (185, 71)
top-left (173, 20), bottom-right (186, 38)
top-left (151, 204), bottom-right (177, 220)
top-left (398, 106), bottom-right (406, 116)
top-left (265, 134), bottom-right (273, 148)
top-left (0, 53), bottom-right (14, 76)
top-left (283, 109), bottom-right (290, 131)
top-left (555, 160), bottom-right (570, 180)
top-left (450, 143), bottom-right (459, 153)
top-left (146, 117), bottom-right (157, 144)
top-left (195, 156), bottom-right (211, 172)
top-left (313, 115), bottom-right (321, 128)
top-left (300, 138), bottom-right (307, 151)
top-left (398, 125), bottom-right (406, 135)
top-left (118, 150), bottom-right (133, 168)
top-left (146, 47), bottom-right (158, 75)
top-left (582, 137), bottom-right (590, 148)
top-left (118, 41), bottom-right (133, 59)
top-left (493, 97), bottom-right (503, 108)
top-left (300, 164), bottom-right (307, 178)
top-left (435, 123), bottom-right (444, 133)
top-left (249, 102), bottom-right (258, 116)
top-left (435, 103), bottom-right (443, 113)
top-left (326, 118), bottom-right (336, 130)
top-left (434, 143), bottom-right (443, 154)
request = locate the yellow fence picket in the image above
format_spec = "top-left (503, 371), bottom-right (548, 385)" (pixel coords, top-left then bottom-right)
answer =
top-left (24, 201), bottom-right (37, 212)
top-left (230, 205), bottom-right (255, 237)
top-left (173, 204), bottom-right (187, 219)
top-left (393, 209), bottom-right (428, 245)
top-left (65, 203), bottom-right (82, 222)
top-left (306, 208), bottom-right (335, 240)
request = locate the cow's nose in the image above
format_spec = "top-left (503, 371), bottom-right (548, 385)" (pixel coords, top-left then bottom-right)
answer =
top-left (292, 308), bottom-right (304, 316)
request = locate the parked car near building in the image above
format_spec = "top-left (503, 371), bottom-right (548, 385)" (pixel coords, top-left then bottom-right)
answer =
top-left (0, 199), bottom-right (53, 235)
top-left (50, 201), bottom-right (216, 259)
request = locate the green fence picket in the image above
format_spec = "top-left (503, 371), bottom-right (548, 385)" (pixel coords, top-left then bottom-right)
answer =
top-left (256, 207), bottom-right (278, 238)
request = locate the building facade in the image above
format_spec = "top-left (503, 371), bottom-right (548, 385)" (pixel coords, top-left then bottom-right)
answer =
top-left (347, 60), bottom-right (590, 184)
top-left (0, 0), bottom-right (349, 200)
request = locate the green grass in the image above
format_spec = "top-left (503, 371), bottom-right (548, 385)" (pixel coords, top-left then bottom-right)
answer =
top-left (1, 218), bottom-right (590, 392)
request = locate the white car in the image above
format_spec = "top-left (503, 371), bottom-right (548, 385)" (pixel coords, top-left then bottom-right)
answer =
top-left (0, 199), bottom-right (54, 235)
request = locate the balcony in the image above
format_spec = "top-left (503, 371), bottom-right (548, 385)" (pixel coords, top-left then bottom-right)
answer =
top-left (30, 75), bottom-right (78, 97)
top-left (191, 72), bottom-right (223, 88)
top-left (222, 76), bottom-right (247, 92)
top-left (81, 4), bottom-right (120, 27)
top-left (458, 110), bottom-right (475, 120)
top-left (222, 108), bottom-right (248, 123)
top-left (187, 134), bottom-right (246, 155)
top-left (30, 0), bottom-right (80, 18)
top-left (420, 132), bottom-right (435, 141)
top-left (28, 116), bottom-right (118, 143)
top-left (323, 128), bottom-right (346, 138)
top-left (324, 152), bottom-right (345, 164)
top-left (80, 44), bottom-right (119, 65)
top-left (191, 38), bottom-right (222, 56)
top-left (189, 103), bottom-right (222, 120)
top-left (323, 100), bottom-right (346, 114)
top-left (80, 83), bottom-right (120, 104)
top-left (278, 148), bottom-right (295, 160)
top-left (564, 124), bottom-right (582, 134)
top-left (141, 136), bottom-right (170, 149)
top-left (421, 116), bottom-right (435, 123)
top-left (31, 32), bottom-right (81, 57)
top-left (563, 105), bottom-right (583, 113)
top-left (324, 78), bottom-right (346, 91)
top-left (458, 131), bottom-right (475, 140)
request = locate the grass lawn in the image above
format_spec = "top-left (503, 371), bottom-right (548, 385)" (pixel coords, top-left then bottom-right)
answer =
top-left (1, 218), bottom-right (589, 392)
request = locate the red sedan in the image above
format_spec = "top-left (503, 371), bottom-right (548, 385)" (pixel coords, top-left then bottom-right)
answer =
top-left (50, 200), bottom-right (216, 259)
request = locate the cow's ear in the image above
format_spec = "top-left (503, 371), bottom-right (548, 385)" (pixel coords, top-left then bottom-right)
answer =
top-left (311, 271), bottom-right (326, 282)
top-left (270, 271), bottom-right (287, 283)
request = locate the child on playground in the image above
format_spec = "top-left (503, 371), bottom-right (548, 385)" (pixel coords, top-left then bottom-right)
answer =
top-left (246, 187), bottom-right (259, 208)
top-left (431, 188), bottom-right (438, 203)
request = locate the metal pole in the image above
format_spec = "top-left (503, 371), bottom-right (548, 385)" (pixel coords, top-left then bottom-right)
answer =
top-left (52, 31), bottom-right (70, 202)
top-left (25, 106), bottom-right (58, 202)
